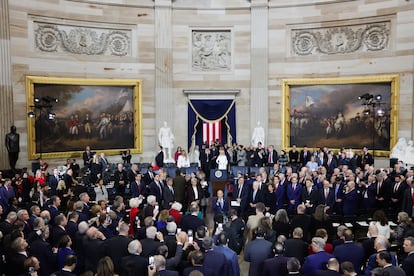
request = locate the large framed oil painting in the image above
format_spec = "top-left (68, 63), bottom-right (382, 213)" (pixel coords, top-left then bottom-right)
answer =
top-left (26, 76), bottom-right (142, 160)
top-left (282, 75), bottom-right (399, 156)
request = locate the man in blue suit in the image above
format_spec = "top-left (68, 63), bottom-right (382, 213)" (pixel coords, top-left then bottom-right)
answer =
top-left (203, 237), bottom-right (228, 276)
top-left (287, 176), bottom-right (302, 213)
top-left (244, 227), bottom-right (272, 276)
top-left (333, 229), bottom-right (365, 273)
top-left (215, 232), bottom-right (240, 276)
top-left (302, 237), bottom-right (334, 276)
top-left (212, 189), bottom-right (230, 216)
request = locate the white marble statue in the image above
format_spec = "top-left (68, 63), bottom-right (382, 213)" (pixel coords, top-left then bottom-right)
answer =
top-left (404, 140), bottom-right (414, 165)
top-left (251, 121), bottom-right (265, 148)
top-left (158, 121), bottom-right (174, 162)
top-left (390, 137), bottom-right (408, 162)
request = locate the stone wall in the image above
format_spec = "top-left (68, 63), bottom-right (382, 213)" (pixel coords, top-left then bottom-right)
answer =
top-left (2, 0), bottom-right (413, 169)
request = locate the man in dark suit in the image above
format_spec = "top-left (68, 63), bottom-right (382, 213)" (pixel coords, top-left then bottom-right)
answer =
top-left (149, 173), bottom-right (164, 205)
top-left (287, 257), bottom-right (303, 276)
top-left (263, 242), bottom-right (289, 276)
top-left (365, 236), bottom-right (398, 276)
top-left (65, 212), bottom-right (79, 243)
top-left (152, 254), bottom-right (179, 276)
top-left (289, 144), bottom-right (300, 170)
top-left (402, 237), bottom-right (414, 276)
top-left (212, 189), bottom-right (230, 216)
top-left (360, 146), bottom-right (374, 166)
top-left (203, 237), bottom-right (228, 276)
top-left (377, 251), bottom-right (406, 276)
top-left (183, 250), bottom-right (215, 276)
top-left (114, 163), bottom-right (128, 195)
top-left (143, 165), bottom-right (155, 187)
top-left (180, 204), bottom-right (205, 233)
top-left (50, 214), bottom-right (67, 247)
top-left (390, 174), bottom-right (407, 212)
top-left (29, 227), bottom-right (57, 276)
top-left (83, 227), bottom-right (106, 273)
top-left (82, 146), bottom-right (94, 168)
top-left (301, 237), bottom-right (334, 276)
top-left (103, 222), bottom-right (133, 274)
top-left (172, 169), bottom-right (186, 205)
top-left (55, 255), bottom-right (77, 276)
top-left (401, 177), bottom-right (414, 216)
top-left (162, 177), bottom-right (175, 210)
top-left (318, 180), bottom-right (335, 211)
top-left (301, 179), bottom-right (319, 214)
top-left (314, 258), bottom-right (342, 276)
top-left (266, 145), bottom-right (278, 167)
top-left (291, 205), bottom-right (311, 241)
top-left (284, 227), bottom-right (309, 264)
top-left (228, 209), bottom-right (245, 255)
top-left (131, 173), bottom-right (146, 199)
top-left (324, 152), bottom-right (338, 178)
top-left (120, 240), bottom-right (149, 276)
top-left (140, 226), bottom-right (164, 258)
top-left (244, 227), bottom-right (273, 276)
top-left (287, 176), bottom-right (302, 213)
top-left (299, 146), bottom-right (312, 167)
top-left (156, 145), bottom-right (164, 168)
top-left (48, 168), bottom-right (61, 196)
top-left (375, 171), bottom-right (392, 210)
top-left (233, 176), bottom-right (250, 217)
top-left (7, 237), bottom-right (28, 276)
top-left (333, 229), bottom-right (365, 274)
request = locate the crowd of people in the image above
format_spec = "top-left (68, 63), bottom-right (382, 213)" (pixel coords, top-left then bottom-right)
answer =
top-left (1, 141), bottom-right (414, 276)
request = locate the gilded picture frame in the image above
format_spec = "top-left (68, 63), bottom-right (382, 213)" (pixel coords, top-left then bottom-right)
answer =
top-left (282, 75), bottom-right (399, 157)
top-left (26, 76), bottom-right (142, 160)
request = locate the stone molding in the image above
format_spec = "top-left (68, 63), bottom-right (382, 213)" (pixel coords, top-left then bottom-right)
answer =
top-left (32, 19), bottom-right (133, 56)
top-left (290, 20), bottom-right (391, 56)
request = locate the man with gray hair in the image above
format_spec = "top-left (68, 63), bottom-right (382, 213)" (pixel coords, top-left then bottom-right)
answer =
top-left (141, 226), bottom-right (164, 258)
top-left (301, 237), bottom-right (333, 276)
top-left (120, 240), bottom-right (148, 275)
top-left (287, 257), bottom-right (301, 275)
top-left (365, 235), bottom-right (397, 276)
top-left (103, 222), bottom-right (132, 274)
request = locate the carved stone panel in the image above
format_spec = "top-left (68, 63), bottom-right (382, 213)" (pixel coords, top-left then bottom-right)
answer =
top-left (34, 22), bottom-right (132, 56)
top-left (191, 30), bottom-right (232, 71)
top-left (291, 21), bottom-right (390, 56)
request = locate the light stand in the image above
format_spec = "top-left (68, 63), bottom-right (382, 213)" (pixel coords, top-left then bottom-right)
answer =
top-left (28, 96), bottom-right (58, 159)
top-left (358, 93), bottom-right (386, 157)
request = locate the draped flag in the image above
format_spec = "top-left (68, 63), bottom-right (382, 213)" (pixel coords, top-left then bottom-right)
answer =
top-left (203, 121), bottom-right (222, 145)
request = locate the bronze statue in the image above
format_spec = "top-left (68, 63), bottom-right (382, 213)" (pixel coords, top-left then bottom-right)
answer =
top-left (5, 125), bottom-right (19, 171)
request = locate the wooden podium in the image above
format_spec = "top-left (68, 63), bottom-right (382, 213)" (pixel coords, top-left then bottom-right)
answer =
top-left (210, 169), bottom-right (228, 196)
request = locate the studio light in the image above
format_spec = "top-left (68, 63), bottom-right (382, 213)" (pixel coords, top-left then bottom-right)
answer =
top-left (47, 112), bottom-right (56, 120)
top-left (375, 94), bottom-right (382, 101)
top-left (377, 109), bottom-right (385, 116)
top-left (28, 111), bottom-right (35, 118)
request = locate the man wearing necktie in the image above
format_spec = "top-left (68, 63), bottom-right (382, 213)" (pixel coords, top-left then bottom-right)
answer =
top-left (390, 174), bottom-right (407, 211)
top-left (213, 189), bottom-right (229, 216)
top-left (150, 173), bottom-right (163, 206)
top-left (162, 177), bottom-right (175, 209)
top-left (287, 176), bottom-right (302, 214)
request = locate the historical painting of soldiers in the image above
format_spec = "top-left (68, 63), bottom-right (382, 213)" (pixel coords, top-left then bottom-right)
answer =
top-left (282, 76), bottom-right (399, 156)
top-left (26, 76), bottom-right (142, 159)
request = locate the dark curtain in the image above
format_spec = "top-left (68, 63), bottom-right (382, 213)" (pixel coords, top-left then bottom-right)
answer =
top-left (187, 99), bottom-right (236, 149)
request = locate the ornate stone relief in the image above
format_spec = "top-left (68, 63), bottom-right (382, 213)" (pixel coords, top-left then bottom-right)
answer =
top-left (192, 30), bottom-right (232, 71)
top-left (34, 22), bottom-right (132, 56)
top-left (291, 21), bottom-right (390, 56)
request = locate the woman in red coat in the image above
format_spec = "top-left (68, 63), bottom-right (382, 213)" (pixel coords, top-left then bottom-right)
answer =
top-left (169, 202), bottom-right (183, 224)
top-left (128, 196), bottom-right (143, 236)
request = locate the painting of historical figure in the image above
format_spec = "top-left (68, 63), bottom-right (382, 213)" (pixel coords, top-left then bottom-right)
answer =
top-left (26, 77), bottom-right (142, 159)
top-left (192, 30), bottom-right (231, 71)
top-left (282, 76), bottom-right (399, 156)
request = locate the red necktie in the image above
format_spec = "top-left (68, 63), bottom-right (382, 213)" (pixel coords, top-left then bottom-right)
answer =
top-left (269, 153), bottom-right (273, 164)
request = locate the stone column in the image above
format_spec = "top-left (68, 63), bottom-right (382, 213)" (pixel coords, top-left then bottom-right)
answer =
top-left (250, 0), bottom-right (269, 146)
top-left (0, 0), bottom-right (15, 169)
top-left (154, 0), bottom-right (174, 148)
